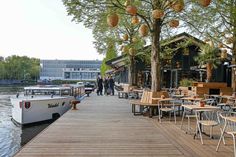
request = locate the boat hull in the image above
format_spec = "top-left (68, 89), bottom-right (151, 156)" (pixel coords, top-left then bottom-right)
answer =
top-left (11, 96), bottom-right (74, 125)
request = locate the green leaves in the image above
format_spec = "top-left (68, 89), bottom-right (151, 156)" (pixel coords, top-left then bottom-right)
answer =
top-left (0, 55), bottom-right (40, 80)
top-left (194, 43), bottom-right (221, 68)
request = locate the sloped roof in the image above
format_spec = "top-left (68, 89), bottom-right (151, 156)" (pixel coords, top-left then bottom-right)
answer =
top-left (161, 32), bottom-right (205, 47)
top-left (105, 32), bottom-right (205, 67)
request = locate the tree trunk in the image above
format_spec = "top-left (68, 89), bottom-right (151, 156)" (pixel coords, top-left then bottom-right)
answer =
top-left (231, 0), bottom-right (236, 92)
top-left (232, 39), bottom-right (236, 91)
top-left (206, 62), bottom-right (213, 82)
top-left (151, 20), bottom-right (161, 92)
top-left (128, 56), bottom-right (136, 86)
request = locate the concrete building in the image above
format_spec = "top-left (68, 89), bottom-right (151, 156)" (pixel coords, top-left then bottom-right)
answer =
top-left (40, 60), bottom-right (102, 81)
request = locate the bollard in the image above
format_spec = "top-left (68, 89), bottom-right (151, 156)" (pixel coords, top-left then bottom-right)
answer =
top-left (71, 100), bottom-right (80, 110)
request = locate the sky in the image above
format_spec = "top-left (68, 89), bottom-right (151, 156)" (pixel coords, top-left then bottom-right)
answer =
top-left (0, 0), bottom-right (104, 60)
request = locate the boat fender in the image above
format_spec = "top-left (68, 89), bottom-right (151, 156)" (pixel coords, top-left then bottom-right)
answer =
top-left (16, 93), bottom-right (19, 98)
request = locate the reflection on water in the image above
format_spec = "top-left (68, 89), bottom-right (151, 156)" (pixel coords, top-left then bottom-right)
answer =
top-left (0, 87), bottom-right (52, 157)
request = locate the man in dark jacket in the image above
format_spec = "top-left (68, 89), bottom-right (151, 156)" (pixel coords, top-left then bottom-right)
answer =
top-left (104, 77), bottom-right (109, 95)
top-left (97, 75), bottom-right (103, 96)
top-left (108, 76), bottom-right (115, 96)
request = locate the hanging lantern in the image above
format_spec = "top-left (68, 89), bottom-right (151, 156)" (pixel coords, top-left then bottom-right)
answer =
top-left (139, 24), bottom-right (149, 37)
top-left (169, 19), bottom-right (179, 28)
top-left (152, 9), bottom-right (164, 19)
top-left (123, 34), bottom-right (129, 41)
top-left (132, 37), bottom-right (138, 43)
top-left (107, 13), bottom-right (119, 27)
top-left (124, 0), bottom-right (131, 7)
top-left (131, 16), bottom-right (140, 25)
top-left (172, 0), bottom-right (184, 12)
top-left (126, 5), bottom-right (137, 16)
top-left (129, 48), bottom-right (135, 56)
top-left (218, 43), bottom-right (224, 48)
top-left (221, 49), bottom-right (227, 59)
top-left (198, 0), bottom-right (211, 7)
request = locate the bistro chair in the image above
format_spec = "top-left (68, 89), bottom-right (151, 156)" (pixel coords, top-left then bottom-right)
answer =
top-left (203, 94), bottom-right (215, 106)
top-left (216, 112), bottom-right (236, 157)
top-left (195, 109), bottom-right (219, 144)
top-left (180, 101), bottom-right (199, 134)
top-left (180, 102), bottom-right (196, 133)
top-left (217, 97), bottom-right (235, 111)
top-left (158, 99), bottom-right (176, 123)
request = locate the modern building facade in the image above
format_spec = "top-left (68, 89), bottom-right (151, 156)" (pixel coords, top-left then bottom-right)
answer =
top-left (40, 60), bottom-right (102, 81)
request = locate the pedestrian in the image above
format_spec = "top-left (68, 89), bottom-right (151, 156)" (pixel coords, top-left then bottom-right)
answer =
top-left (104, 77), bottom-right (109, 95)
top-left (97, 75), bottom-right (103, 96)
top-left (108, 76), bottom-right (115, 96)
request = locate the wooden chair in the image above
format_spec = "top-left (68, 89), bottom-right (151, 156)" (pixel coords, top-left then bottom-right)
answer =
top-left (195, 109), bottom-right (219, 144)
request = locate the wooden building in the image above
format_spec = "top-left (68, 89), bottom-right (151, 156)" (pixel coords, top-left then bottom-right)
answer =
top-left (106, 32), bottom-right (231, 88)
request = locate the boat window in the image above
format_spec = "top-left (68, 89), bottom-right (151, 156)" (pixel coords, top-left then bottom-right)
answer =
top-left (61, 90), bottom-right (71, 96)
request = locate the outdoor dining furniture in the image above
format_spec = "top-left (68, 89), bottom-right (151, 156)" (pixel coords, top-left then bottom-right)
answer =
top-left (130, 89), bottom-right (143, 99)
top-left (195, 109), bottom-right (219, 144)
top-left (217, 97), bottom-right (235, 111)
top-left (216, 112), bottom-right (236, 157)
top-left (181, 104), bottom-right (220, 138)
top-left (157, 98), bottom-right (176, 123)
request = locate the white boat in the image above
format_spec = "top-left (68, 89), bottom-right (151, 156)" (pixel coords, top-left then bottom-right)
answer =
top-left (11, 85), bottom-right (85, 125)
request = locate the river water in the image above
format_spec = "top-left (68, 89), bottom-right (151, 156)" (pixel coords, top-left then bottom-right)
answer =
top-left (0, 87), bottom-right (51, 157)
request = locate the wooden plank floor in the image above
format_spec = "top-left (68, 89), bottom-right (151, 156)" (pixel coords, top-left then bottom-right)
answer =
top-left (14, 93), bottom-right (233, 157)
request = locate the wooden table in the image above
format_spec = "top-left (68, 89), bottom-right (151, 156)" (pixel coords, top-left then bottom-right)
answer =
top-left (182, 104), bottom-right (220, 110)
top-left (152, 98), bottom-right (175, 101)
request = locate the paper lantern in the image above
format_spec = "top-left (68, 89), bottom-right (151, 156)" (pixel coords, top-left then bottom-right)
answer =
top-left (198, 0), bottom-right (211, 7)
top-left (221, 49), bottom-right (227, 59)
top-left (169, 19), bottom-right (179, 28)
top-left (123, 34), bottom-right (129, 41)
top-left (139, 24), bottom-right (149, 37)
top-left (152, 9), bottom-right (164, 19)
top-left (126, 5), bottom-right (137, 16)
top-left (172, 0), bottom-right (184, 12)
top-left (218, 43), bottom-right (224, 48)
top-left (107, 13), bottom-right (119, 27)
top-left (129, 48), bottom-right (135, 56)
top-left (132, 37), bottom-right (138, 43)
top-left (131, 16), bottom-right (140, 25)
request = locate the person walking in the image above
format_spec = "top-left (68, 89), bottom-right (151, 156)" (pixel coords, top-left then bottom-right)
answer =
top-left (97, 75), bottom-right (103, 96)
top-left (108, 76), bottom-right (115, 96)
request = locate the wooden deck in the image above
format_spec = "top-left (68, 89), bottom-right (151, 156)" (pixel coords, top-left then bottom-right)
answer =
top-left (14, 93), bottom-right (234, 157)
